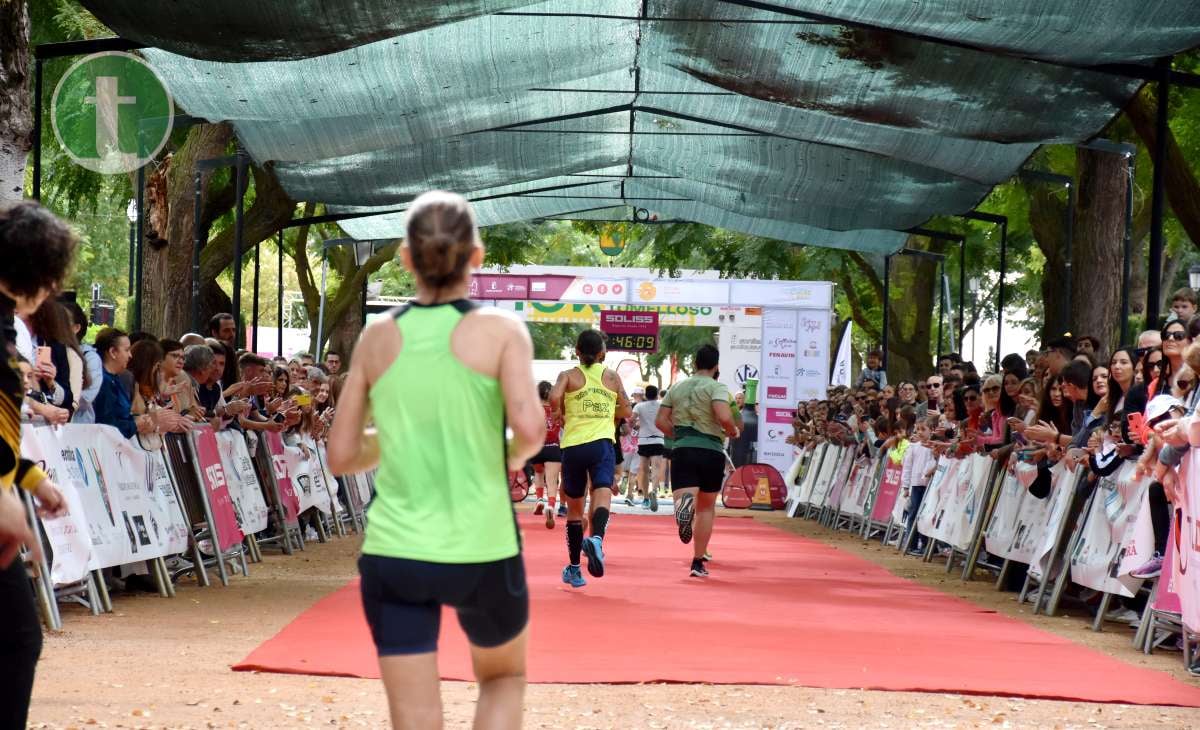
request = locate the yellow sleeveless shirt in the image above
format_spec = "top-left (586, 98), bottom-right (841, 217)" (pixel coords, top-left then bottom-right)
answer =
top-left (560, 362), bottom-right (617, 448)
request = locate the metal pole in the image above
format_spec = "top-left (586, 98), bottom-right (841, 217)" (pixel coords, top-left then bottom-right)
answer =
top-left (134, 165), bottom-right (145, 332)
top-left (316, 251), bottom-right (329, 361)
top-left (252, 229), bottom-right (261, 353)
top-left (191, 170), bottom-right (203, 333)
top-left (1121, 154), bottom-right (1136, 345)
top-left (1064, 184), bottom-right (1076, 334)
top-left (231, 152), bottom-right (247, 348)
top-left (1146, 57), bottom-right (1171, 331)
top-left (995, 219), bottom-right (1008, 371)
top-left (936, 260), bottom-right (944, 361)
top-left (127, 220), bottom-right (135, 296)
top-left (881, 255), bottom-right (891, 370)
top-left (277, 231), bottom-right (284, 357)
top-left (32, 59), bottom-right (43, 200)
top-left (958, 240), bottom-right (966, 350)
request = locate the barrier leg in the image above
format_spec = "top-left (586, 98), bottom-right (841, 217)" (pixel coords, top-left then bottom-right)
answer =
top-left (149, 558), bottom-right (168, 598)
top-left (190, 534), bottom-right (210, 587)
top-left (85, 572), bottom-right (103, 615)
top-left (1092, 593), bottom-right (1113, 632)
top-left (159, 557), bottom-right (176, 597)
top-left (922, 539), bottom-right (937, 563)
top-left (315, 513), bottom-right (330, 543)
top-left (237, 544), bottom-right (250, 577)
top-left (1134, 588), bottom-right (1156, 651)
top-left (995, 560), bottom-right (1011, 590)
top-left (92, 569), bottom-right (114, 613)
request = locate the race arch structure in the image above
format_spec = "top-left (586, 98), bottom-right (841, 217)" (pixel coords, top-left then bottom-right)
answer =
top-left (471, 265), bottom-right (831, 477)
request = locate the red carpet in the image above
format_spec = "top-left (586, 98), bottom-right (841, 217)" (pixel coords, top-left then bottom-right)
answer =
top-left (234, 514), bottom-right (1200, 706)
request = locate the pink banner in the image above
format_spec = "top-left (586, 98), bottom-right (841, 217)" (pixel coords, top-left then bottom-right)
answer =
top-left (192, 427), bottom-right (244, 551)
top-left (1155, 521), bottom-right (1183, 614)
top-left (599, 310), bottom-right (659, 335)
top-left (869, 457), bottom-right (905, 523)
top-left (1175, 448), bottom-right (1200, 632)
top-left (765, 408), bottom-right (795, 424)
top-left (470, 274), bottom-right (529, 300)
top-left (264, 431), bottom-right (301, 524)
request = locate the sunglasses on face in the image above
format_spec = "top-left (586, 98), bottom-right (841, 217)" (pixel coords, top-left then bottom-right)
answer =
top-left (983, 386), bottom-right (1000, 393)
top-left (925, 383), bottom-right (940, 388)
top-left (1149, 360), bottom-right (1163, 370)
top-left (1164, 331), bottom-right (1187, 341)
top-left (964, 395), bottom-right (980, 402)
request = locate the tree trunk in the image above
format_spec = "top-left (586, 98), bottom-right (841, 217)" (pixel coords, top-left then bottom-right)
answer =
top-left (840, 245), bottom-right (935, 383)
top-left (1127, 87), bottom-right (1200, 250)
top-left (1028, 149), bottom-right (1128, 348)
top-left (143, 123), bottom-right (233, 338)
top-left (0, 0), bottom-right (31, 202)
top-left (1069, 148), bottom-right (1127, 350)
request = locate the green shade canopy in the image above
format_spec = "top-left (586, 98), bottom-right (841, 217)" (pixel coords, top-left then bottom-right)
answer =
top-left (93, 0), bottom-right (1200, 253)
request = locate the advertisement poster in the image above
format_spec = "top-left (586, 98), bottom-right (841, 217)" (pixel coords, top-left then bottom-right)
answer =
top-left (215, 431), bottom-right (271, 535)
top-left (264, 431), bottom-right (302, 523)
top-left (191, 427), bottom-right (246, 552)
top-left (21, 426), bottom-right (93, 585)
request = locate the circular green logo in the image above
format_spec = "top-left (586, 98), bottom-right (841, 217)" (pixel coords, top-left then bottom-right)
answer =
top-left (51, 52), bottom-right (173, 174)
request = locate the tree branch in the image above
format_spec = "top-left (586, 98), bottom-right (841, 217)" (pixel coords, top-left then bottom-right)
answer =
top-left (846, 251), bottom-right (884, 301)
top-left (199, 165), bottom-right (295, 282)
top-left (1127, 86), bottom-right (1200, 249)
top-left (834, 267), bottom-right (881, 342)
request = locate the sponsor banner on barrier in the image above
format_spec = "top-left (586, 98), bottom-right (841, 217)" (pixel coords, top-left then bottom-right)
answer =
top-left (284, 442), bottom-right (333, 515)
top-left (1156, 521), bottom-right (1183, 614)
top-left (839, 456), bottom-right (876, 518)
top-left (917, 456), bottom-right (992, 551)
top-left (1069, 462), bottom-right (1149, 598)
top-left (215, 432), bottom-right (271, 535)
top-left (21, 426), bottom-right (93, 585)
top-left (824, 448), bottom-right (857, 510)
top-left (142, 447), bottom-right (191, 556)
top-left (264, 431), bottom-right (302, 523)
top-left (192, 427), bottom-right (245, 552)
top-left (868, 453), bottom-right (904, 523)
top-left (985, 462), bottom-right (1076, 578)
top-left (305, 438), bottom-right (341, 514)
top-left (1174, 448), bottom-right (1200, 631)
top-left (57, 424), bottom-right (172, 568)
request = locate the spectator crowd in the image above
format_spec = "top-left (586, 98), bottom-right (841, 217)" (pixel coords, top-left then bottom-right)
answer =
top-left (787, 286), bottom-right (1200, 675)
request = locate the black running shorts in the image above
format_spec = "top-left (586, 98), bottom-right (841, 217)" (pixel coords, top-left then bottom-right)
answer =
top-left (669, 447), bottom-right (727, 493)
top-left (561, 439), bottom-right (616, 498)
top-left (358, 553), bottom-right (528, 655)
top-left (637, 443), bottom-right (665, 458)
top-left (528, 443), bottom-right (562, 465)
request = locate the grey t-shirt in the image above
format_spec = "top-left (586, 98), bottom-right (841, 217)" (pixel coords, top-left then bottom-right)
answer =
top-left (633, 399), bottom-right (664, 445)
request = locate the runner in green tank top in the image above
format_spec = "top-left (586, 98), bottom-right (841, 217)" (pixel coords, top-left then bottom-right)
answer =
top-left (327, 191), bottom-right (544, 730)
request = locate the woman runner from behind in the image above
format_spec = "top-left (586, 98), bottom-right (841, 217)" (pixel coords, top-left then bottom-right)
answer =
top-left (327, 191), bottom-right (543, 730)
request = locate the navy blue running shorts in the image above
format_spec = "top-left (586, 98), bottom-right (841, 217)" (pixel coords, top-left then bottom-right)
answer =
top-left (561, 439), bottom-right (616, 498)
top-left (358, 553), bottom-right (528, 656)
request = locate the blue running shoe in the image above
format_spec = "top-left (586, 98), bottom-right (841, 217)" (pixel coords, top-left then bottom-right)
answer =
top-left (581, 535), bottom-right (606, 577)
top-left (557, 504), bottom-right (567, 517)
top-left (561, 564), bottom-right (586, 588)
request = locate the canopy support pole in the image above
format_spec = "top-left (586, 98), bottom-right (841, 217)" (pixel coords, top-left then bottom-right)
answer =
top-left (134, 165), bottom-right (145, 331)
top-left (1147, 56), bottom-right (1172, 331)
top-left (316, 251), bottom-right (328, 361)
top-left (936, 259), bottom-right (945, 362)
top-left (191, 170), bottom-right (202, 333)
top-left (881, 255), bottom-right (891, 371)
top-left (251, 221), bottom-right (261, 353)
top-left (1121, 158), bottom-right (1136, 346)
top-left (231, 151), bottom-right (247, 347)
top-left (996, 218), bottom-right (1007, 371)
top-left (276, 231), bottom-right (284, 357)
top-left (32, 59), bottom-right (42, 200)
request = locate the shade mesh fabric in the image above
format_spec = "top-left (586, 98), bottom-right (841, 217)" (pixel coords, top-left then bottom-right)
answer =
top-left (94, 0), bottom-right (1200, 252)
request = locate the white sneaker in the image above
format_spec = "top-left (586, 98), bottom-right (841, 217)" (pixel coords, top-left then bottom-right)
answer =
top-left (305, 527), bottom-right (319, 541)
top-left (1103, 607), bottom-right (1139, 624)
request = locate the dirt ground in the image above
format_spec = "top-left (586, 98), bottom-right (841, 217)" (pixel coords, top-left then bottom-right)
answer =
top-left (28, 508), bottom-right (1200, 729)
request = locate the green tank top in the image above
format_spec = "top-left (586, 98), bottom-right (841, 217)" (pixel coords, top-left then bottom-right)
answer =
top-left (560, 362), bottom-right (617, 448)
top-left (362, 301), bottom-right (519, 563)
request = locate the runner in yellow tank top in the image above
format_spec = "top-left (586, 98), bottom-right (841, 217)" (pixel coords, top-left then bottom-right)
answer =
top-left (327, 191), bottom-right (544, 729)
top-left (549, 330), bottom-right (631, 587)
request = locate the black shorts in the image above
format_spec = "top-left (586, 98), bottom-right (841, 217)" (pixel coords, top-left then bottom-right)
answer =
top-left (561, 439), bottom-right (616, 498)
top-left (358, 553), bottom-right (528, 656)
top-left (529, 444), bottom-right (562, 465)
top-left (669, 447), bottom-right (727, 494)
top-left (637, 443), bottom-right (665, 458)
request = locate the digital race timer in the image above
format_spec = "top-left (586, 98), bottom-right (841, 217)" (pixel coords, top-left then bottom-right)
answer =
top-left (599, 311), bottom-right (660, 353)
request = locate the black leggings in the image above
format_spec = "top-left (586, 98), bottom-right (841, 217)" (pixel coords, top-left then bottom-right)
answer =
top-left (1149, 482), bottom-right (1170, 555)
top-left (0, 559), bottom-right (42, 728)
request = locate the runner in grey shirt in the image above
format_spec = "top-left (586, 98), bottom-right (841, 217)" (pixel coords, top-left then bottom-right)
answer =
top-left (632, 385), bottom-right (666, 511)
